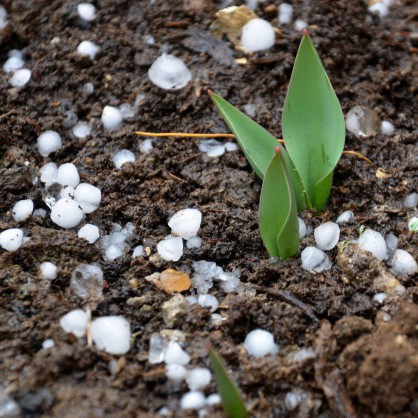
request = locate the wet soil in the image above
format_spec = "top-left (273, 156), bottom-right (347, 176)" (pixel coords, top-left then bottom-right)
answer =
top-left (0, 0), bottom-right (417, 417)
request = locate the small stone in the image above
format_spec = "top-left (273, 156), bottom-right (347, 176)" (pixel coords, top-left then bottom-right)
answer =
top-left (162, 294), bottom-right (188, 327)
top-left (159, 268), bottom-right (191, 295)
top-left (345, 105), bottom-right (380, 138)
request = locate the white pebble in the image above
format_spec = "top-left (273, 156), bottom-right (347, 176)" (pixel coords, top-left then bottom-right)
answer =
top-left (71, 264), bottom-right (103, 298)
top-left (314, 222), bottom-right (340, 251)
top-left (139, 139), bottom-right (153, 154)
top-left (244, 329), bottom-right (279, 357)
top-left (12, 199), bottom-right (33, 222)
top-left (77, 3), bottom-right (96, 21)
top-left (408, 216), bottom-right (418, 232)
top-left (37, 131), bottom-right (62, 158)
top-left (168, 208), bottom-right (202, 240)
top-left (224, 142), bottom-right (238, 152)
top-left (206, 393), bottom-right (221, 406)
top-left (148, 53), bottom-right (192, 90)
top-left (72, 121), bottom-right (91, 138)
top-left (57, 163), bottom-right (80, 188)
top-left (404, 192), bottom-right (417, 208)
top-left (298, 217), bottom-right (307, 238)
top-left (180, 391), bottom-right (206, 410)
top-left (358, 228), bottom-right (388, 260)
top-left (39, 261), bottom-right (58, 280)
top-left (74, 183), bottom-right (101, 213)
top-left (0, 228), bottom-right (24, 252)
top-left (186, 368), bottom-right (212, 391)
top-left (50, 198), bottom-right (84, 228)
top-left (60, 309), bottom-right (88, 338)
top-left (278, 3), bottom-right (293, 24)
top-left (77, 40), bottom-right (100, 59)
top-left (132, 245), bottom-right (145, 257)
top-left (373, 292), bottom-right (387, 304)
top-left (42, 339), bottom-right (55, 349)
top-left (241, 18), bottom-right (275, 52)
top-left (91, 316), bottom-right (131, 355)
top-left (101, 105), bottom-right (122, 130)
top-left (294, 19), bottom-right (308, 31)
top-left (198, 294), bottom-right (219, 312)
top-left (157, 236), bottom-right (184, 261)
top-left (3, 55), bottom-right (24, 73)
top-left (78, 224), bottom-right (100, 243)
top-left (381, 120), bottom-right (394, 136)
top-left (112, 149), bottom-right (136, 169)
top-left (391, 249), bottom-right (417, 275)
top-left (9, 68), bottom-right (31, 87)
top-left (368, 2), bottom-right (389, 18)
top-left (186, 236), bottom-right (202, 249)
top-left (166, 364), bottom-right (187, 382)
top-left (164, 341), bottom-right (191, 366)
top-left (301, 246), bottom-right (332, 272)
top-left (39, 162), bottom-right (58, 183)
top-left (336, 210), bottom-right (354, 224)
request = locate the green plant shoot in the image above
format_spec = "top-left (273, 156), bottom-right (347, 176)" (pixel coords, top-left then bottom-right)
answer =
top-left (209, 347), bottom-right (248, 418)
top-left (209, 30), bottom-right (345, 259)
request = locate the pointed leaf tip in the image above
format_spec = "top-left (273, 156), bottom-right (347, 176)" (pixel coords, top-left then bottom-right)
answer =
top-left (207, 89), bottom-right (213, 95)
top-left (302, 28), bottom-right (309, 36)
top-left (275, 146), bottom-right (281, 154)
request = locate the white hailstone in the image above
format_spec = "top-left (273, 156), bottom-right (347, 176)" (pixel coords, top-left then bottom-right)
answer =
top-left (391, 249), bottom-right (417, 275)
top-left (385, 233), bottom-right (398, 253)
top-left (314, 222), bottom-right (340, 251)
top-left (368, 2), bottom-right (389, 18)
top-left (12, 199), bottom-right (33, 222)
top-left (148, 53), bottom-right (192, 90)
top-left (288, 347), bottom-right (315, 363)
top-left (78, 224), bottom-right (100, 243)
top-left (3, 55), bottom-right (24, 73)
top-left (224, 142), bottom-right (238, 152)
top-left (166, 364), bottom-right (187, 382)
top-left (57, 163), bottom-right (80, 188)
top-left (37, 131), bottom-right (62, 157)
top-left (0, 228), bottom-right (24, 252)
top-left (186, 295), bottom-right (198, 305)
top-left (60, 309), bottom-right (88, 338)
top-left (82, 82), bottom-right (94, 94)
top-left (198, 294), bottom-right (219, 312)
top-left (244, 329), bottom-right (279, 357)
top-left (148, 333), bottom-right (169, 364)
top-left (39, 261), bottom-right (58, 280)
top-left (211, 313), bottom-right (223, 326)
top-left (9, 68), bottom-right (31, 87)
top-left (180, 392), bottom-right (206, 410)
top-left (50, 198), bottom-right (84, 228)
top-left (358, 229), bottom-right (388, 260)
top-left (219, 272), bottom-right (242, 293)
top-left (144, 34), bottom-right (155, 45)
top-left (112, 149), bottom-right (136, 169)
top-left (345, 106), bottom-right (380, 138)
top-left (77, 40), bottom-right (100, 59)
top-left (33, 208), bottom-right (46, 218)
top-left (284, 391), bottom-right (308, 411)
top-left (0, 5), bottom-right (8, 29)
top-left (278, 3), bottom-right (293, 24)
top-left (91, 316), bottom-right (131, 355)
top-left (336, 210), bottom-right (354, 224)
top-left (39, 162), bottom-right (58, 183)
top-left (157, 237), bottom-right (184, 261)
top-left (74, 183), bottom-right (101, 213)
top-left (404, 192), bottom-right (418, 208)
top-left (8, 49), bottom-right (23, 58)
top-left (198, 139), bottom-right (225, 158)
top-left (373, 292), bottom-right (387, 304)
top-left (101, 106), bottom-right (122, 130)
top-left (119, 103), bottom-right (135, 119)
top-left (186, 236), bottom-right (202, 249)
top-left (77, 3), bottom-right (96, 21)
top-left (243, 103), bottom-right (256, 117)
top-left (206, 393), bottom-right (221, 406)
top-left (294, 19), bottom-right (308, 31)
top-left (59, 185), bottom-right (75, 199)
top-left (105, 244), bottom-right (124, 260)
top-left (298, 217), bottom-right (307, 238)
top-left (42, 339), bottom-right (55, 349)
top-left (139, 139), bottom-right (153, 154)
top-left (186, 368), bottom-right (212, 391)
top-left (408, 216), bottom-right (418, 232)
top-left (164, 341), bottom-right (191, 365)
top-left (381, 120), bottom-right (394, 136)
top-left (168, 208), bottom-right (202, 240)
top-left (301, 246), bottom-right (332, 272)
top-left (241, 18), bottom-right (275, 52)
top-left (132, 245), bottom-right (145, 257)
top-left (72, 121), bottom-right (91, 138)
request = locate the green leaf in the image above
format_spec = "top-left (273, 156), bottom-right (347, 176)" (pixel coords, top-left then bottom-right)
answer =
top-left (209, 91), bottom-right (310, 211)
top-left (282, 30), bottom-right (345, 211)
top-left (209, 347), bottom-right (248, 418)
top-left (259, 147), bottom-right (299, 259)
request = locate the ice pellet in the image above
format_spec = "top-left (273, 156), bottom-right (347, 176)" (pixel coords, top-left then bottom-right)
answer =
top-left (9, 68), bottom-right (31, 87)
top-left (112, 149), bottom-right (135, 169)
top-left (241, 18), bottom-right (275, 52)
top-left (168, 208), bottom-right (202, 240)
top-left (186, 236), bottom-right (202, 249)
top-left (298, 217), bottom-right (307, 238)
top-left (0, 228), bottom-right (24, 252)
top-left (244, 329), bottom-right (279, 357)
top-left (391, 249), bottom-right (417, 275)
top-left (148, 53), bottom-right (192, 90)
top-left (224, 142), bottom-right (238, 152)
top-left (358, 228), bottom-right (388, 260)
top-left (180, 392), bottom-right (206, 410)
top-left (101, 105), bottom-right (122, 130)
top-left (381, 120), bottom-right (394, 136)
top-left (50, 198), bottom-right (84, 228)
top-left (166, 364), bottom-right (187, 382)
top-left (385, 233), bottom-right (398, 253)
top-left (148, 333), bottom-right (169, 364)
top-left (77, 40), bottom-right (100, 59)
top-left (301, 246), bottom-right (332, 272)
top-left (72, 121), bottom-right (91, 138)
top-left (40, 261), bottom-right (58, 280)
top-left (198, 294), bottom-right (219, 312)
top-left (336, 210), bottom-right (354, 224)
top-left (404, 192), bottom-right (417, 208)
top-left (345, 105), bottom-right (380, 138)
top-left (198, 139), bottom-right (225, 158)
top-left (39, 162), bottom-right (58, 183)
top-left (294, 19), bottom-right (308, 31)
top-left (132, 245), bottom-right (145, 257)
top-left (186, 368), bottom-right (212, 391)
top-left (37, 131), bottom-right (62, 157)
top-left (373, 292), bottom-right (387, 304)
top-left (219, 271), bottom-right (242, 293)
top-left (164, 341), bottom-right (191, 365)
top-left (368, 2), bottom-right (389, 17)
top-left (278, 3), bottom-right (293, 24)
top-left (91, 316), bottom-right (131, 355)
top-left (78, 223), bottom-right (100, 243)
top-left (57, 163), bottom-right (80, 188)
top-left (284, 390), bottom-right (308, 411)
top-left (77, 3), bottom-right (96, 21)
top-left (60, 309), bottom-right (88, 338)
top-left (12, 199), bottom-right (33, 222)
top-left (139, 139), bottom-right (153, 154)
top-left (157, 236), bottom-right (184, 262)
top-left (105, 244), bottom-right (124, 260)
top-left (314, 222), bottom-right (340, 251)
top-left (74, 183), bottom-right (101, 213)
top-left (70, 263), bottom-right (103, 298)
top-left (3, 55), bottom-right (24, 73)
top-left (60, 186), bottom-right (75, 199)
top-left (42, 339), bottom-right (55, 349)
top-left (0, 388), bottom-right (21, 417)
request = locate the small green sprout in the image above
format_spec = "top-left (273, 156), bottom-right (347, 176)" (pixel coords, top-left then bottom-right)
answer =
top-left (409, 217), bottom-right (418, 233)
top-left (208, 346), bottom-right (248, 418)
top-left (209, 30), bottom-right (345, 259)
top-left (359, 225), bottom-right (366, 236)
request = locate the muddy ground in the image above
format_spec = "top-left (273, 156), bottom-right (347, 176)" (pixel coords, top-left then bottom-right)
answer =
top-left (0, 0), bottom-right (417, 417)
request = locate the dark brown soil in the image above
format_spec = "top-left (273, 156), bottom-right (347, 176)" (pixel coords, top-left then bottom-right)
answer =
top-left (1, 0), bottom-right (417, 417)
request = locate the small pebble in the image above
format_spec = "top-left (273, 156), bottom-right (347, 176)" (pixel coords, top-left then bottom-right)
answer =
top-left (381, 120), bottom-right (394, 136)
top-left (39, 261), bottom-right (58, 280)
top-left (56, 163), bottom-right (80, 188)
top-left (391, 249), bottom-right (417, 275)
top-left (157, 236), bottom-right (184, 262)
top-left (78, 223), bottom-right (100, 243)
top-left (9, 68), bottom-right (31, 87)
top-left (102, 105), bottom-right (122, 130)
top-left (336, 210), bottom-right (354, 224)
top-left (241, 18), bottom-right (275, 52)
top-left (358, 228), bottom-right (388, 260)
top-left (314, 222), bottom-right (340, 251)
top-left (301, 246), bottom-right (332, 272)
top-left (74, 183), bottom-right (101, 213)
top-left (77, 3), bottom-right (96, 21)
top-left (37, 131), bottom-right (62, 157)
top-left (180, 391), bottom-right (206, 410)
top-left (12, 199), bottom-right (33, 222)
top-left (168, 208), bottom-right (202, 240)
top-left (244, 329), bottom-right (279, 357)
top-left (186, 368), bottom-right (212, 391)
top-left (91, 316), bottom-right (131, 355)
top-left (112, 149), bottom-right (136, 169)
top-left (0, 228), bottom-right (24, 252)
top-left (159, 268), bottom-right (191, 295)
top-left (51, 198), bottom-right (84, 228)
top-left (60, 309), bottom-right (88, 338)
top-left (77, 40), bottom-right (100, 59)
